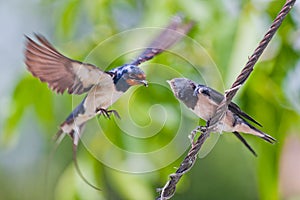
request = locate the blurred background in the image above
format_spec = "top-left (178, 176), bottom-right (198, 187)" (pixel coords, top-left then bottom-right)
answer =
top-left (1, 0), bottom-right (300, 199)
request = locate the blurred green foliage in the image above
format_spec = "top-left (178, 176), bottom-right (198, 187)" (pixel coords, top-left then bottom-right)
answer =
top-left (1, 0), bottom-right (300, 200)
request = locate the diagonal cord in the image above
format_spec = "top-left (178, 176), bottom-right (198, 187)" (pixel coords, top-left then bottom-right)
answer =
top-left (156, 0), bottom-right (296, 199)
top-left (225, 0), bottom-right (296, 102)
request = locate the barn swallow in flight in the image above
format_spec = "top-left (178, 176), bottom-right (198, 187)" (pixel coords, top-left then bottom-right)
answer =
top-left (25, 16), bottom-right (193, 189)
top-left (168, 78), bottom-right (276, 156)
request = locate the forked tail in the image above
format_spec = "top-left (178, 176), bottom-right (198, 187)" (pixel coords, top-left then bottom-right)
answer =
top-left (72, 142), bottom-right (102, 191)
top-left (53, 123), bottom-right (101, 190)
top-left (246, 123), bottom-right (277, 144)
top-left (235, 121), bottom-right (277, 144)
top-left (233, 131), bottom-right (257, 157)
top-left (70, 124), bottom-right (102, 191)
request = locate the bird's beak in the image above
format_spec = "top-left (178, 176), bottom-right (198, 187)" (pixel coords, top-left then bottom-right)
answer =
top-left (166, 80), bottom-right (175, 92)
top-left (140, 80), bottom-right (148, 87)
top-left (166, 80), bottom-right (173, 87)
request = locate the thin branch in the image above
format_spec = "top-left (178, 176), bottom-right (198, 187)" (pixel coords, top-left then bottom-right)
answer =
top-left (156, 0), bottom-right (296, 199)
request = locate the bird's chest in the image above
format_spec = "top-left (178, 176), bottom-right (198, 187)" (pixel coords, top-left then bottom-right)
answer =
top-left (84, 83), bottom-right (123, 114)
top-left (193, 95), bottom-right (236, 132)
top-left (192, 95), bottom-right (218, 121)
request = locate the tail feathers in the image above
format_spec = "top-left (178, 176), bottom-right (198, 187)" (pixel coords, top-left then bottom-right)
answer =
top-left (52, 123), bottom-right (101, 190)
top-left (260, 133), bottom-right (277, 144)
top-left (53, 129), bottom-right (66, 145)
top-left (236, 119), bottom-right (277, 144)
top-left (233, 131), bottom-right (257, 157)
top-left (70, 123), bottom-right (101, 190)
top-left (246, 123), bottom-right (277, 144)
top-left (72, 143), bottom-right (102, 191)
top-left (53, 119), bottom-right (85, 145)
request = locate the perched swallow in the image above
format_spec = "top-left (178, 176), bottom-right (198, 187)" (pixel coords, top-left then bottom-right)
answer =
top-left (168, 78), bottom-right (276, 156)
top-left (25, 16), bottom-right (193, 189)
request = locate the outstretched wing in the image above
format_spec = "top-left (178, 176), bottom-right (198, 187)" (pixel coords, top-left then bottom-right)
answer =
top-left (130, 15), bottom-right (194, 66)
top-left (196, 84), bottom-right (263, 127)
top-left (24, 34), bottom-right (112, 94)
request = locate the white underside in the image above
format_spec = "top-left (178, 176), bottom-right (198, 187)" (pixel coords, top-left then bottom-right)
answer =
top-left (61, 82), bottom-right (123, 133)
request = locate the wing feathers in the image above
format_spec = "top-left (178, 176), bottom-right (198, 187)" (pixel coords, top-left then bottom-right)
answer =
top-left (130, 15), bottom-right (194, 66)
top-left (229, 102), bottom-right (262, 127)
top-left (25, 34), bottom-right (110, 94)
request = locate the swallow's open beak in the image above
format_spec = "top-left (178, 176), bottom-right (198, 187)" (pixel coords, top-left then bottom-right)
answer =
top-left (140, 80), bottom-right (148, 87)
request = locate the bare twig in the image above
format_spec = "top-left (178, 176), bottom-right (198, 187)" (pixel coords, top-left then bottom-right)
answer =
top-left (156, 0), bottom-right (296, 199)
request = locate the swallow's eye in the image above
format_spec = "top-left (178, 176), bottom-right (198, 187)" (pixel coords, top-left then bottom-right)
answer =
top-left (200, 88), bottom-right (210, 96)
top-left (125, 72), bottom-right (137, 79)
top-left (191, 84), bottom-right (196, 90)
top-left (128, 74), bottom-right (135, 79)
top-left (128, 73), bottom-right (145, 80)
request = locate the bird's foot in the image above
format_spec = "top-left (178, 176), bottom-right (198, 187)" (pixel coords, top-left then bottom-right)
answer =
top-left (96, 108), bottom-right (120, 119)
top-left (189, 125), bottom-right (207, 146)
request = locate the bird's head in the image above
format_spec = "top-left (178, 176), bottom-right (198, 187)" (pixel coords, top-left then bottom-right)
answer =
top-left (122, 65), bottom-right (148, 87)
top-left (110, 65), bottom-right (148, 92)
top-left (167, 78), bottom-right (198, 109)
